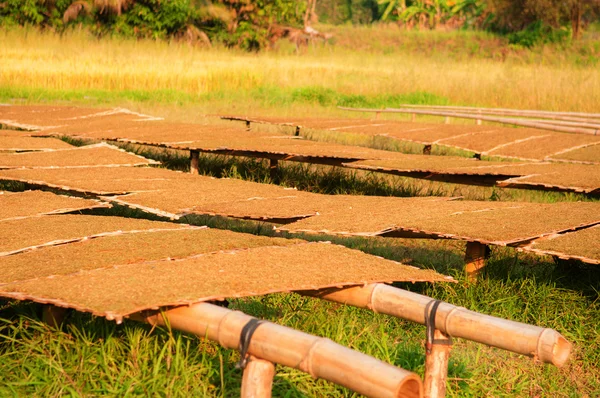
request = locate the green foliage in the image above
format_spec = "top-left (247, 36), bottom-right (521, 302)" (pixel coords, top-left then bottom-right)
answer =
top-left (0, 0), bottom-right (303, 49)
top-left (508, 20), bottom-right (572, 48)
top-left (377, 0), bottom-right (487, 29)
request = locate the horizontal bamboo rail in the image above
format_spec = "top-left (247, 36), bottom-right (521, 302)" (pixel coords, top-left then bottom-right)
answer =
top-left (132, 302), bottom-right (422, 398)
top-left (338, 107), bottom-right (600, 136)
top-left (301, 283), bottom-right (571, 367)
top-left (395, 104), bottom-right (600, 123)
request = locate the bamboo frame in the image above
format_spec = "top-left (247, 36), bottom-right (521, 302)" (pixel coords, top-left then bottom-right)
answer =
top-left (338, 107), bottom-right (600, 136)
top-left (423, 330), bottom-right (452, 398)
top-left (464, 241), bottom-right (490, 281)
top-left (132, 302), bottom-right (423, 398)
top-left (190, 150), bottom-right (200, 175)
top-left (241, 356), bottom-right (275, 398)
top-left (301, 283), bottom-right (571, 367)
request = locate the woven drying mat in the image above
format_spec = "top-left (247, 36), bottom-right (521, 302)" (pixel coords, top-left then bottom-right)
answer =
top-left (487, 133), bottom-right (600, 160)
top-left (104, 181), bottom-right (314, 220)
top-left (0, 241), bottom-right (453, 320)
top-left (437, 128), bottom-right (550, 154)
top-left (524, 225), bottom-right (600, 264)
top-left (343, 156), bottom-right (514, 174)
top-left (0, 106), bottom-right (105, 129)
top-left (0, 190), bottom-right (109, 221)
top-left (279, 199), bottom-right (600, 245)
top-left (0, 228), bottom-right (302, 285)
top-left (0, 214), bottom-right (191, 256)
top-left (492, 163), bottom-right (600, 193)
top-left (0, 136), bottom-right (73, 151)
top-left (0, 144), bottom-right (157, 169)
top-left (549, 143), bottom-right (600, 164)
top-left (0, 166), bottom-right (198, 195)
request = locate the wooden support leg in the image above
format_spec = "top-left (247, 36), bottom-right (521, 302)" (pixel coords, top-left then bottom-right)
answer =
top-left (424, 330), bottom-right (452, 398)
top-left (411, 113), bottom-right (416, 122)
top-left (269, 159), bottom-right (279, 183)
top-left (375, 111), bottom-right (380, 120)
top-left (423, 144), bottom-right (432, 155)
top-left (464, 241), bottom-right (490, 281)
top-left (295, 126), bottom-right (301, 136)
top-left (42, 305), bottom-right (67, 328)
top-left (476, 119), bottom-right (482, 125)
top-left (190, 150), bottom-right (199, 175)
top-left (246, 120), bottom-right (251, 131)
top-left (444, 117), bottom-right (450, 124)
top-left (241, 356), bottom-right (276, 398)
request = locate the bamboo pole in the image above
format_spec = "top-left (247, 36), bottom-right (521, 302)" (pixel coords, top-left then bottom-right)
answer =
top-left (42, 305), bottom-right (68, 328)
top-left (241, 356), bottom-right (275, 398)
top-left (464, 242), bottom-right (489, 281)
top-left (190, 150), bottom-right (199, 175)
top-left (395, 104), bottom-right (600, 122)
top-left (301, 284), bottom-right (571, 367)
top-left (132, 302), bottom-right (422, 398)
top-left (338, 107), bottom-right (599, 136)
top-left (423, 330), bottom-right (452, 398)
top-left (269, 158), bottom-right (279, 182)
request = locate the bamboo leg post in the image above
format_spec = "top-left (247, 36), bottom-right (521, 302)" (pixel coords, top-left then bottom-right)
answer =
top-left (269, 158), bottom-right (279, 183)
top-left (423, 144), bottom-right (432, 155)
top-left (423, 330), bottom-right (452, 398)
top-left (444, 116), bottom-right (450, 124)
top-left (42, 305), bottom-right (67, 328)
top-left (375, 111), bottom-right (380, 120)
top-left (300, 283), bottom-right (572, 368)
top-left (131, 302), bottom-right (422, 398)
top-left (464, 241), bottom-right (489, 281)
top-left (411, 113), bottom-right (416, 122)
top-left (190, 150), bottom-right (199, 175)
top-left (241, 356), bottom-right (275, 398)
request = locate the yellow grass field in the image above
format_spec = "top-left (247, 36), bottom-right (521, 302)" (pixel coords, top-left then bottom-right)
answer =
top-left (1, 27), bottom-right (600, 118)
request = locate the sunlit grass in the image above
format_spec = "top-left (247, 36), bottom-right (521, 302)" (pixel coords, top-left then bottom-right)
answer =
top-left (1, 27), bottom-right (600, 117)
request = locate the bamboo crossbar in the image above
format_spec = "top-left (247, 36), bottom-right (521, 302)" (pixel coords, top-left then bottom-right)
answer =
top-left (302, 283), bottom-right (571, 367)
top-left (394, 104), bottom-right (600, 122)
top-left (338, 107), bottom-right (600, 136)
top-left (132, 302), bottom-right (422, 398)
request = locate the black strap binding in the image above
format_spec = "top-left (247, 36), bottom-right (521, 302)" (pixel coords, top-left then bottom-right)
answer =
top-left (236, 318), bottom-right (265, 370)
top-left (424, 300), bottom-right (451, 354)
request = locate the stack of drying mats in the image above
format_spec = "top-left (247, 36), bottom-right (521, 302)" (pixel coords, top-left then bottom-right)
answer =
top-left (0, 105), bottom-right (596, 398)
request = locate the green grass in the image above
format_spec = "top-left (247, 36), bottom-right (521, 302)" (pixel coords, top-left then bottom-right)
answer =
top-left (1, 246), bottom-right (598, 396)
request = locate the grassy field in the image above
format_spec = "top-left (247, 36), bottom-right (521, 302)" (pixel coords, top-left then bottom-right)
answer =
top-left (1, 26), bottom-right (600, 397)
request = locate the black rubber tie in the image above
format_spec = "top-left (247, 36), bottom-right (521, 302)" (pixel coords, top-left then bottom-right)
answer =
top-left (424, 300), bottom-right (443, 354)
top-left (236, 318), bottom-right (265, 370)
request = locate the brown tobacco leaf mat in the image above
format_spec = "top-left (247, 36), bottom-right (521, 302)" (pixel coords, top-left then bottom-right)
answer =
top-left (232, 115), bottom-right (600, 162)
top-left (278, 198), bottom-right (600, 245)
top-left (0, 144), bottom-right (157, 169)
top-left (487, 134), bottom-right (600, 161)
top-left (0, 136), bottom-right (73, 151)
top-left (550, 143), bottom-right (600, 164)
top-left (525, 225), bottom-right (600, 264)
top-left (437, 128), bottom-right (551, 154)
top-left (0, 190), bottom-right (109, 221)
top-left (0, 166), bottom-right (315, 219)
top-left (0, 241), bottom-right (452, 319)
top-left (0, 214), bottom-right (191, 256)
top-left (346, 159), bottom-right (600, 193)
top-left (0, 106), bottom-right (160, 131)
top-left (0, 228), bottom-right (303, 285)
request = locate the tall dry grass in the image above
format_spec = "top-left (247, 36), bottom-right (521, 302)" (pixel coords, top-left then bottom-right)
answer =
top-left (1, 27), bottom-right (599, 115)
